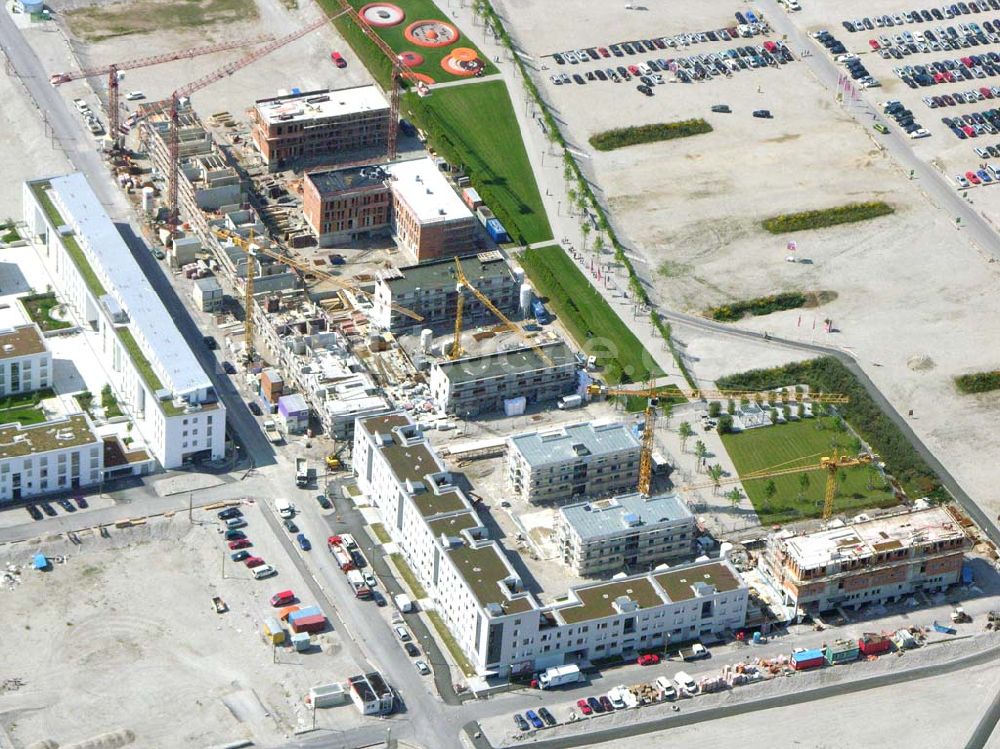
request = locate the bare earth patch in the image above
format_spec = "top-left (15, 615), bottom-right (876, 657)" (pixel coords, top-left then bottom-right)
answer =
top-left (65, 0), bottom-right (258, 42)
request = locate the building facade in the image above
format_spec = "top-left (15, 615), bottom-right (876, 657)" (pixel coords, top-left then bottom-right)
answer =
top-left (23, 174), bottom-right (226, 469)
top-left (0, 324), bottom-right (51, 396)
top-left (759, 506), bottom-right (970, 613)
top-left (250, 87), bottom-right (391, 171)
top-left (507, 421), bottom-right (641, 504)
top-left (385, 158), bottom-right (478, 262)
top-left (372, 250), bottom-right (520, 333)
top-left (429, 341), bottom-right (578, 417)
top-left (0, 414), bottom-right (104, 500)
top-left (557, 492), bottom-right (697, 576)
top-left (302, 165), bottom-right (392, 246)
top-left (353, 412), bottom-right (748, 678)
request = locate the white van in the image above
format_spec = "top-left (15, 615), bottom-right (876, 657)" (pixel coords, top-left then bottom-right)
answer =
top-left (276, 498), bottom-right (294, 519)
top-left (674, 671), bottom-right (696, 694)
top-left (252, 564), bottom-right (277, 580)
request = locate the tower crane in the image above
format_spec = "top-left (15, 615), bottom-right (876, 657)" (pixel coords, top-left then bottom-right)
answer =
top-left (679, 452), bottom-right (874, 519)
top-left (450, 257), bottom-right (554, 366)
top-left (212, 228), bottom-right (423, 364)
top-left (586, 383), bottom-right (850, 498)
top-left (48, 37), bottom-right (273, 143)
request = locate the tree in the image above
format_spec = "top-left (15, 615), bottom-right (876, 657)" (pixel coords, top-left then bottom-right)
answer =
top-left (798, 472), bottom-right (811, 498)
top-left (764, 480), bottom-right (777, 506)
top-left (727, 487), bottom-right (742, 509)
top-left (678, 421), bottom-right (693, 451)
top-left (716, 414), bottom-right (733, 435)
top-left (581, 221), bottom-right (591, 251)
top-left (566, 188), bottom-right (578, 216)
top-left (694, 440), bottom-right (707, 468)
top-left (708, 464), bottom-right (724, 494)
top-left (708, 401), bottom-right (722, 418)
top-left (728, 399), bottom-right (736, 415)
top-left (593, 232), bottom-right (606, 255)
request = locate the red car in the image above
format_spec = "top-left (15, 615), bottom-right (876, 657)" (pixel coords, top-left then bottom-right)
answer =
top-left (330, 51), bottom-right (347, 68)
top-left (981, 86), bottom-right (994, 99)
top-left (637, 653), bottom-right (661, 666)
top-left (627, 64), bottom-right (640, 75)
top-left (244, 556), bottom-right (265, 568)
top-left (961, 56), bottom-right (974, 67)
top-left (966, 170), bottom-right (982, 184)
top-left (576, 698), bottom-right (592, 716)
top-left (763, 40), bottom-right (777, 52)
top-left (963, 125), bottom-right (976, 138)
top-left (228, 539), bottom-right (252, 550)
top-left (598, 46), bottom-right (610, 57)
top-left (270, 590), bottom-right (295, 606)
top-left (868, 39), bottom-right (880, 50)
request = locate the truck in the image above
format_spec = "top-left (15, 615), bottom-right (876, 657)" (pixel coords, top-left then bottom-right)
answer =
top-left (680, 643), bottom-right (709, 661)
top-left (327, 536), bottom-right (355, 571)
top-left (531, 299), bottom-right (549, 325)
top-left (347, 569), bottom-right (372, 599)
top-left (394, 593), bottom-right (414, 613)
top-left (557, 394), bottom-right (584, 410)
top-left (535, 664), bottom-right (582, 689)
top-left (263, 420), bottom-right (282, 444)
top-left (295, 458), bottom-right (309, 488)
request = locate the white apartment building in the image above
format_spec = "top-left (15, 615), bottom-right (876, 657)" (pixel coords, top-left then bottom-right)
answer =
top-left (557, 492), bottom-right (697, 577)
top-left (353, 412), bottom-right (748, 678)
top-left (0, 414), bottom-right (102, 500)
top-left (507, 421), bottom-right (642, 504)
top-left (0, 324), bottom-right (51, 396)
top-left (23, 174), bottom-right (226, 469)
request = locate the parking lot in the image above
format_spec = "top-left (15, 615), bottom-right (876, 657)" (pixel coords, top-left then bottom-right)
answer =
top-left (0, 500), bottom-right (365, 747)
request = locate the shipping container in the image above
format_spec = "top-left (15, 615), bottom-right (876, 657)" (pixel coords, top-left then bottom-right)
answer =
top-left (462, 187), bottom-right (483, 210)
top-left (263, 617), bottom-right (286, 644)
top-left (292, 615), bottom-right (327, 634)
top-left (791, 648), bottom-right (825, 671)
top-left (278, 605), bottom-right (300, 622)
top-left (288, 606), bottom-right (322, 623)
top-left (291, 632), bottom-right (311, 651)
top-left (531, 299), bottom-right (549, 325)
top-left (824, 638), bottom-right (860, 665)
top-left (485, 218), bottom-right (510, 244)
top-left (476, 205), bottom-right (495, 227)
top-left (309, 682), bottom-right (347, 708)
top-left (858, 633), bottom-right (893, 656)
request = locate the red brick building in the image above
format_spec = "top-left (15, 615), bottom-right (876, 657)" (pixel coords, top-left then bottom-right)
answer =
top-left (302, 166), bottom-right (391, 246)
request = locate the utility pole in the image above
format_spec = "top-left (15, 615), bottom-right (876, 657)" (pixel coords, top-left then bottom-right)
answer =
top-left (188, 491), bottom-right (193, 523)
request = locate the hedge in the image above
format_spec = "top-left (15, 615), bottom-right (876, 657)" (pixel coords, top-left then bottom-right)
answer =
top-left (761, 202), bottom-right (895, 234)
top-left (589, 119), bottom-right (713, 151)
top-left (709, 292), bottom-right (807, 322)
top-left (955, 371), bottom-right (1000, 394)
top-left (717, 357), bottom-right (943, 499)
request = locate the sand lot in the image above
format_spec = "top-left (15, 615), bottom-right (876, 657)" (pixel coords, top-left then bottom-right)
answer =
top-left (0, 503), bottom-right (361, 748)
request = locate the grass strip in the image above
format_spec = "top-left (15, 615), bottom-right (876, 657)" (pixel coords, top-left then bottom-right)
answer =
top-left (427, 610), bottom-right (476, 677)
top-left (761, 202), bottom-right (894, 234)
top-left (709, 292), bottom-right (807, 322)
top-left (370, 522), bottom-right (391, 544)
top-left (390, 552), bottom-right (428, 599)
top-left (955, 371), bottom-right (1000, 394)
top-left (589, 119), bottom-right (712, 151)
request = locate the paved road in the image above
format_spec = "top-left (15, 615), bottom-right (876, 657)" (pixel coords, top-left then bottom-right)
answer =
top-left (756, 0), bottom-right (1000, 261)
top-left (967, 681), bottom-right (1000, 749)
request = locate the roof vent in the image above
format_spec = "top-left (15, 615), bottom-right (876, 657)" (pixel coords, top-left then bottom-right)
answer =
top-left (2, 345), bottom-right (12, 353)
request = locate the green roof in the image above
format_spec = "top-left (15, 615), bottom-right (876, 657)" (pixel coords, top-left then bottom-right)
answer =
top-left (654, 562), bottom-right (741, 602)
top-left (385, 252), bottom-right (514, 297)
top-left (115, 328), bottom-right (184, 415)
top-left (437, 341), bottom-right (577, 384)
top-left (412, 485), bottom-right (467, 518)
top-left (447, 543), bottom-right (532, 615)
top-left (556, 577), bottom-right (665, 624)
top-left (30, 182), bottom-right (107, 297)
top-left (0, 413), bottom-right (96, 458)
top-left (428, 512), bottom-right (480, 539)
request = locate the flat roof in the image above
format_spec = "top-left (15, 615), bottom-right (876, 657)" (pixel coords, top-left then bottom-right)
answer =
top-left (653, 561), bottom-right (742, 602)
top-left (447, 543), bottom-right (533, 615)
top-left (0, 414), bottom-right (96, 458)
top-left (382, 251), bottom-right (514, 297)
top-left (0, 324), bottom-right (46, 360)
top-left (556, 576), bottom-right (665, 624)
top-left (411, 484), bottom-right (468, 518)
top-left (359, 412), bottom-right (411, 434)
top-left (436, 341), bottom-right (576, 385)
top-left (385, 157), bottom-right (473, 224)
top-left (36, 175), bottom-right (212, 397)
top-left (255, 85), bottom-right (389, 125)
top-left (779, 506), bottom-right (966, 570)
top-left (428, 512), bottom-right (480, 539)
top-left (561, 492), bottom-right (692, 540)
top-left (509, 420), bottom-right (640, 468)
top-left (307, 164), bottom-right (388, 196)
top-left (382, 440), bottom-right (440, 486)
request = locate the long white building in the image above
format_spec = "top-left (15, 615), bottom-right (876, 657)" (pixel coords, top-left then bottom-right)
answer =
top-left (23, 174), bottom-right (226, 469)
top-left (353, 412), bottom-right (747, 678)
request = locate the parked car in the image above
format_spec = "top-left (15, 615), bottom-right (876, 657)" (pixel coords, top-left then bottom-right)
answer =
top-left (247, 401), bottom-right (262, 416)
top-left (74, 496), bottom-right (88, 509)
top-left (125, 90), bottom-right (145, 100)
top-left (599, 695), bottom-right (614, 711)
top-left (57, 498), bottom-right (76, 513)
top-left (231, 550), bottom-right (251, 562)
top-left (415, 660), bottom-right (431, 675)
top-left (296, 533), bottom-right (312, 551)
top-left (283, 518), bottom-right (298, 533)
top-left (244, 556), bottom-right (266, 568)
top-left (539, 707), bottom-right (556, 726)
top-left (364, 572), bottom-right (377, 587)
top-left (203, 335), bottom-right (218, 349)
top-left (222, 361), bottom-right (236, 374)
top-left (252, 564), bottom-right (276, 580)
top-left (525, 710), bottom-right (544, 729)
top-left (514, 714), bottom-right (530, 732)
top-left (752, 109), bottom-right (773, 118)
top-left (330, 51), bottom-right (347, 68)
top-left (26, 505), bottom-right (42, 521)
top-left (224, 530), bottom-right (246, 541)
top-left (404, 642), bottom-right (420, 657)
top-left (218, 507), bottom-right (242, 520)
top-left (372, 591), bottom-right (387, 607)
top-left (316, 493), bottom-right (332, 509)
top-left (587, 696), bottom-right (604, 713)
top-left (711, 104), bottom-right (732, 113)
top-left (270, 590), bottom-right (295, 606)
top-left (228, 539), bottom-right (252, 550)
top-left (637, 653), bottom-right (661, 666)
top-left (576, 699), bottom-right (592, 716)
top-left (40, 503), bottom-right (56, 517)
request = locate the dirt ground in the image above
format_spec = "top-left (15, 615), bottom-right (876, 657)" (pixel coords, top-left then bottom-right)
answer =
top-left (0, 502), bottom-right (364, 748)
top-left (498, 0), bottom-right (1000, 526)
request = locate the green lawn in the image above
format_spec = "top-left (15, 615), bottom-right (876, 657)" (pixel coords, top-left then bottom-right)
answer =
top-left (621, 384), bottom-right (684, 412)
top-left (519, 246), bottom-right (660, 384)
top-left (0, 388), bottom-right (55, 427)
top-left (20, 293), bottom-right (71, 332)
top-left (317, 0), bottom-right (495, 86)
top-left (370, 522), bottom-right (391, 544)
top-left (404, 81), bottom-right (551, 244)
top-left (721, 417), bottom-right (895, 525)
top-left (427, 609), bottom-right (476, 677)
top-left (390, 552), bottom-right (428, 599)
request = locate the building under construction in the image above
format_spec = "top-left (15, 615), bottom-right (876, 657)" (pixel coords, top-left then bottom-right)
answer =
top-left (302, 164), bottom-right (392, 246)
top-left (759, 506), bottom-right (970, 614)
top-left (250, 86), bottom-right (391, 172)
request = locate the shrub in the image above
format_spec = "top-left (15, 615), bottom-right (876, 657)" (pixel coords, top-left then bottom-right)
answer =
top-left (955, 371), bottom-right (1000, 394)
top-left (761, 202), bottom-right (894, 234)
top-left (709, 292), bottom-right (807, 322)
top-left (588, 120), bottom-right (713, 151)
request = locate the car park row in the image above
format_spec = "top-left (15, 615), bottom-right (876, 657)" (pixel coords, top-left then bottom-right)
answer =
top-left (25, 495), bottom-right (88, 520)
top-left (813, 32), bottom-right (881, 87)
top-left (842, 1), bottom-right (1000, 33)
top-left (953, 162), bottom-right (1000, 185)
top-left (940, 105), bottom-right (1000, 136)
top-left (549, 9), bottom-right (772, 64)
top-left (868, 21), bottom-right (1000, 57)
top-left (922, 85), bottom-right (1000, 106)
top-left (883, 99), bottom-right (932, 137)
top-left (892, 53), bottom-right (1000, 87)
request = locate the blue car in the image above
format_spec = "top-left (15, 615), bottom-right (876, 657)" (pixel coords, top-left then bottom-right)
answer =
top-left (525, 710), bottom-right (544, 729)
top-left (978, 169), bottom-right (993, 183)
top-left (296, 533), bottom-right (312, 551)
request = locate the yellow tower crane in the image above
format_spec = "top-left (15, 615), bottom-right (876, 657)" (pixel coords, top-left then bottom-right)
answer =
top-left (213, 229), bottom-right (423, 365)
top-left (680, 452), bottom-right (874, 519)
top-left (586, 383), bottom-right (850, 499)
top-left (450, 257), bottom-right (553, 366)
